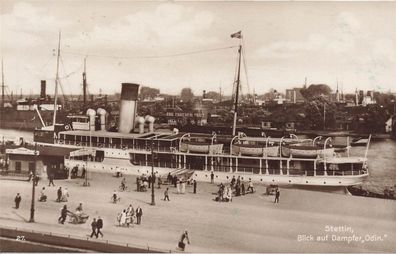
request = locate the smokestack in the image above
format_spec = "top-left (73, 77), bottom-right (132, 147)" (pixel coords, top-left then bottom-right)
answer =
top-left (86, 109), bottom-right (96, 131)
top-left (40, 80), bottom-right (46, 99)
top-left (97, 108), bottom-right (107, 131)
top-left (137, 116), bottom-right (145, 134)
top-left (203, 90), bottom-right (206, 99)
top-left (119, 83), bottom-right (139, 133)
top-left (147, 115), bottom-right (155, 133)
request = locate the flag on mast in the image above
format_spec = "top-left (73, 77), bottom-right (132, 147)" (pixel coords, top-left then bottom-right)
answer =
top-left (231, 31), bottom-right (242, 39)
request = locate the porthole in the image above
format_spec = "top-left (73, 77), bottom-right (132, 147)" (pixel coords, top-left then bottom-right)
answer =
top-left (205, 175), bottom-right (207, 177)
top-left (216, 175), bottom-right (218, 178)
top-left (272, 179), bottom-right (274, 182)
top-left (306, 181), bottom-right (308, 183)
top-left (289, 180), bottom-right (291, 183)
top-left (260, 179), bottom-right (263, 181)
top-left (249, 178), bottom-right (251, 181)
top-left (324, 182), bottom-right (326, 184)
top-left (339, 182), bottom-right (341, 184)
top-left (226, 176), bottom-right (229, 179)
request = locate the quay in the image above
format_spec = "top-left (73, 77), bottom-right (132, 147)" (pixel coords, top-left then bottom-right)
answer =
top-left (0, 173), bottom-right (395, 252)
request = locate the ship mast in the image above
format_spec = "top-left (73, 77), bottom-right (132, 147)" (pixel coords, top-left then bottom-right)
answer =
top-left (231, 31), bottom-right (243, 136)
top-left (1, 58), bottom-right (4, 125)
top-left (83, 57), bottom-right (87, 108)
top-left (1, 58), bottom-right (4, 111)
top-left (52, 31), bottom-right (61, 126)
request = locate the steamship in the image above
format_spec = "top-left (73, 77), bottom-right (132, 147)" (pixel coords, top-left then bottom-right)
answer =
top-left (34, 83), bottom-right (369, 187)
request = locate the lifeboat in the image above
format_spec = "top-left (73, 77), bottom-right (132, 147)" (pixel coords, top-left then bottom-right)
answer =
top-left (282, 144), bottom-right (334, 158)
top-left (180, 141), bottom-right (223, 154)
top-left (232, 144), bottom-right (279, 157)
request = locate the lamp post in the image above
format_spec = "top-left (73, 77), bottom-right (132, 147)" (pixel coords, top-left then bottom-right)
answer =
top-left (29, 142), bottom-right (38, 223)
top-left (151, 141), bottom-right (155, 206)
top-left (83, 154), bottom-right (90, 187)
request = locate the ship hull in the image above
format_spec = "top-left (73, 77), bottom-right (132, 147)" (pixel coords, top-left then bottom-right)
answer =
top-left (64, 151), bottom-right (367, 187)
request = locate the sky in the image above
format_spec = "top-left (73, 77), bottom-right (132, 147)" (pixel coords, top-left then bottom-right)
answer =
top-left (1, 1), bottom-right (396, 97)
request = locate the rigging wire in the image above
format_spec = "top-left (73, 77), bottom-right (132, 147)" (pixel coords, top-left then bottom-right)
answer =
top-left (60, 56), bottom-right (72, 99)
top-left (62, 45), bottom-right (238, 59)
top-left (241, 38), bottom-right (251, 99)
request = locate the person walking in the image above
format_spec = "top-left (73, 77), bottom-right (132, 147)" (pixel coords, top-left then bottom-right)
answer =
top-left (178, 230), bottom-right (190, 251)
top-left (176, 180), bottom-right (181, 194)
top-left (81, 166), bottom-right (86, 179)
top-left (274, 187), bottom-right (280, 203)
top-left (28, 171), bottom-right (33, 182)
top-left (164, 188), bottom-right (170, 201)
top-left (241, 182), bottom-right (245, 195)
top-left (39, 187), bottom-right (47, 202)
top-left (48, 173), bottom-right (55, 186)
top-left (56, 187), bottom-right (62, 202)
top-left (136, 206), bottom-right (143, 225)
top-left (96, 216), bottom-right (104, 238)
top-left (193, 180), bottom-right (197, 194)
top-left (58, 205), bottom-right (68, 224)
top-left (173, 175), bottom-right (178, 188)
top-left (14, 193), bottom-right (21, 209)
top-left (148, 174), bottom-right (152, 188)
top-left (34, 174), bottom-right (40, 186)
top-left (90, 218), bottom-right (97, 238)
top-left (210, 171), bottom-right (214, 184)
top-left (158, 177), bottom-right (162, 189)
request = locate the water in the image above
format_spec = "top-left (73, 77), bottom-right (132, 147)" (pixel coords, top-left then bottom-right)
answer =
top-left (1, 128), bottom-right (395, 193)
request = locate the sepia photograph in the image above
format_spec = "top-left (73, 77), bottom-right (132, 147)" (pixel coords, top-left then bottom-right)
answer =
top-left (0, 0), bottom-right (395, 253)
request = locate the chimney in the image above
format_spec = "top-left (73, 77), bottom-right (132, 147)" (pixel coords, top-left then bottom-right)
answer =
top-left (97, 108), bottom-right (107, 131)
top-left (147, 115), bottom-right (155, 133)
top-left (118, 83), bottom-right (140, 133)
top-left (203, 90), bottom-right (206, 99)
top-left (137, 116), bottom-right (145, 134)
top-left (40, 80), bottom-right (46, 99)
top-left (86, 108), bottom-right (96, 131)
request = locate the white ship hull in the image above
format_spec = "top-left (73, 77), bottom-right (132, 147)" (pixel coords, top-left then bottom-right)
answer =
top-left (64, 146), bottom-right (368, 187)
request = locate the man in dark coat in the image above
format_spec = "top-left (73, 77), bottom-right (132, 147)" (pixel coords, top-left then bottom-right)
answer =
top-left (167, 173), bottom-right (172, 183)
top-left (81, 166), bottom-right (86, 179)
top-left (178, 230), bottom-right (190, 251)
top-left (136, 206), bottom-right (143, 225)
top-left (58, 205), bottom-right (68, 224)
top-left (48, 173), bottom-right (55, 186)
top-left (148, 175), bottom-right (152, 188)
top-left (193, 180), bottom-right (197, 194)
top-left (210, 171), bottom-right (214, 184)
top-left (57, 187), bottom-right (62, 202)
top-left (14, 193), bottom-right (21, 209)
top-left (90, 218), bottom-right (97, 238)
top-left (96, 216), bottom-right (104, 238)
top-left (274, 188), bottom-right (280, 203)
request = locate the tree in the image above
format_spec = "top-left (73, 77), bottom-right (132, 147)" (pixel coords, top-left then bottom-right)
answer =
top-left (180, 88), bottom-right (194, 102)
top-left (300, 84), bottom-right (332, 100)
top-left (205, 91), bottom-right (220, 101)
top-left (139, 86), bottom-right (160, 100)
